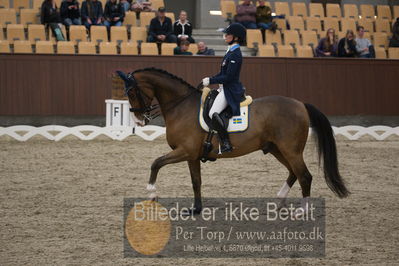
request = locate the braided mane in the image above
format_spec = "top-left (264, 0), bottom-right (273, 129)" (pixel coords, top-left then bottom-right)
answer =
top-left (132, 67), bottom-right (198, 91)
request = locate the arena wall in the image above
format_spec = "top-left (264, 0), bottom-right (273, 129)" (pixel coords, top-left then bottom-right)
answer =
top-left (0, 54), bottom-right (398, 117)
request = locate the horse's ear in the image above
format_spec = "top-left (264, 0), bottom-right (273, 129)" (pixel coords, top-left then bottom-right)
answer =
top-left (116, 70), bottom-right (129, 83)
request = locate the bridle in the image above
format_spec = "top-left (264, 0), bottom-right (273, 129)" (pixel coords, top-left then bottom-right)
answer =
top-left (124, 72), bottom-right (200, 123)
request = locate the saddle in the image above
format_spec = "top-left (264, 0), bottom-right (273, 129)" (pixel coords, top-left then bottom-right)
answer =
top-left (200, 87), bottom-right (253, 162)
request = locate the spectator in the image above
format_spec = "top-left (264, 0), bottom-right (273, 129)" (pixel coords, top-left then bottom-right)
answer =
top-left (338, 30), bottom-right (357, 57)
top-left (315, 28), bottom-right (338, 57)
top-left (389, 18), bottom-right (399, 47)
top-left (355, 26), bottom-right (374, 58)
top-left (147, 7), bottom-right (177, 43)
top-left (256, 0), bottom-right (276, 32)
top-left (173, 40), bottom-right (192, 55)
top-left (174, 10), bottom-right (195, 44)
top-left (104, 0), bottom-right (125, 29)
top-left (41, 0), bottom-right (65, 41)
top-left (131, 0), bottom-right (153, 19)
top-left (197, 41), bottom-right (215, 56)
top-left (235, 0), bottom-right (257, 29)
top-left (60, 0), bottom-right (81, 27)
top-left (120, 0), bottom-right (130, 12)
top-left (81, 0), bottom-right (104, 29)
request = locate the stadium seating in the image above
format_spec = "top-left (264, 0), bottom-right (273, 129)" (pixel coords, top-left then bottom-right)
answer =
top-left (20, 9), bottom-right (40, 27)
top-left (7, 24), bottom-right (25, 43)
top-left (141, 42), bottom-right (158, 55)
top-left (388, 48), bottom-right (399, 59)
top-left (57, 41), bottom-right (75, 54)
top-left (360, 5), bottom-right (375, 19)
top-left (375, 19), bottom-right (391, 33)
top-left (161, 43), bottom-right (176, 55)
top-left (358, 18), bottom-right (374, 33)
top-left (283, 30), bottom-right (300, 46)
top-left (124, 11), bottom-right (137, 27)
top-left (140, 12), bottom-right (156, 27)
top-left (111, 26), bottom-right (128, 43)
top-left (90, 26), bottom-right (108, 43)
top-left (0, 0), bottom-right (10, 8)
top-left (309, 3), bottom-right (324, 18)
top-left (13, 0), bottom-right (30, 10)
top-left (394, 6), bottom-right (399, 19)
top-left (78, 41), bottom-right (96, 54)
top-left (301, 30), bottom-right (318, 47)
top-left (220, 0), bottom-right (236, 19)
top-left (13, 40), bottom-right (32, 53)
top-left (277, 45), bottom-right (294, 57)
top-left (69, 25), bottom-right (88, 43)
top-left (275, 18), bottom-right (287, 30)
top-left (341, 18), bottom-right (357, 33)
top-left (326, 4), bottom-right (341, 18)
top-left (374, 47), bottom-right (387, 59)
top-left (28, 24), bottom-right (46, 43)
top-left (0, 25), bottom-right (3, 40)
top-left (0, 40), bottom-right (11, 53)
top-left (166, 12), bottom-right (175, 22)
top-left (35, 41), bottom-right (54, 54)
top-left (265, 31), bottom-right (282, 45)
top-left (99, 42), bottom-right (118, 55)
top-left (296, 45), bottom-right (313, 58)
top-left (306, 17), bottom-right (322, 32)
top-left (275, 2), bottom-right (290, 16)
top-left (292, 2), bottom-right (307, 17)
top-left (343, 4), bottom-right (358, 19)
top-left (323, 17), bottom-right (339, 32)
top-left (377, 5), bottom-right (392, 20)
top-left (33, 0), bottom-right (42, 10)
top-left (373, 32), bottom-right (389, 48)
top-left (0, 9), bottom-right (17, 26)
top-left (246, 29), bottom-right (263, 48)
top-left (120, 42), bottom-right (138, 55)
top-left (130, 26), bottom-right (147, 44)
top-left (258, 45), bottom-right (275, 57)
top-left (288, 16), bottom-right (305, 31)
top-left (188, 44), bottom-right (198, 54)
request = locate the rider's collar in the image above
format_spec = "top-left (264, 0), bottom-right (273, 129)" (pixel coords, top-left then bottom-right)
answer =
top-left (226, 44), bottom-right (240, 53)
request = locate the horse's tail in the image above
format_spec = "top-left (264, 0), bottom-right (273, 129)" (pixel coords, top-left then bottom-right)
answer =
top-left (305, 103), bottom-right (350, 198)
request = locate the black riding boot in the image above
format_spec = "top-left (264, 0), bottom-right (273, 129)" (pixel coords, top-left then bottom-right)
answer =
top-left (211, 113), bottom-right (233, 153)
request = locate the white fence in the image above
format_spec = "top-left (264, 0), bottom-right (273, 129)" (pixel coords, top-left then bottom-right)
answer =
top-left (0, 125), bottom-right (398, 141)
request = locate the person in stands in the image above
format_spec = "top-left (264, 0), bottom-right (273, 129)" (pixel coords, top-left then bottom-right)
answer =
top-left (355, 26), bottom-right (374, 58)
top-left (235, 0), bottom-right (257, 29)
top-left (173, 40), bottom-right (193, 55)
top-left (103, 0), bottom-right (125, 29)
top-left (315, 28), bottom-right (338, 57)
top-left (60, 0), bottom-right (81, 27)
top-left (174, 10), bottom-right (195, 44)
top-left (197, 41), bottom-right (215, 56)
top-left (147, 7), bottom-right (176, 43)
top-left (41, 0), bottom-right (65, 41)
top-left (338, 30), bottom-right (357, 57)
top-left (81, 0), bottom-right (104, 29)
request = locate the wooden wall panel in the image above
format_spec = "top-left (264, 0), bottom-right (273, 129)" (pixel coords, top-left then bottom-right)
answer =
top-left (0, 54), bottom-right (398, 116)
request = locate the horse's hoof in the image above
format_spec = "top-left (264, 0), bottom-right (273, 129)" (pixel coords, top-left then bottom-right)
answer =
top-left (181, 208), bottom-right (202, 216)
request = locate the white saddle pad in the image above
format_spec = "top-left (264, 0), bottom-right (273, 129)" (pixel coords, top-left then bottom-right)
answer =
top-left (199, 105), bottom-right (250, 133)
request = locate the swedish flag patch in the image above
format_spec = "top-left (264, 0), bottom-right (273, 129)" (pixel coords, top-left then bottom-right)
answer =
top-left (233, 118), bottom-right (242, 124)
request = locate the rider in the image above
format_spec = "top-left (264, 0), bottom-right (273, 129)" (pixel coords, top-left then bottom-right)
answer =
top-left (202, 23), bottom-right (246, 153)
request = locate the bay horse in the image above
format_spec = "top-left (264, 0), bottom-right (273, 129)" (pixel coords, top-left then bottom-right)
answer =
top-left (116, 68), bottom-right (349, 214)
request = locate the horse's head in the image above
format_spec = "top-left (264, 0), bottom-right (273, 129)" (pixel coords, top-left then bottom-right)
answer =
top-left (116, 70), bottom-right (157, 126)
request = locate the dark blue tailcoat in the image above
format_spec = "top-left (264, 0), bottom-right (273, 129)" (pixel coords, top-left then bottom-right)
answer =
top-left (209, 45), bottom-right (245, 116)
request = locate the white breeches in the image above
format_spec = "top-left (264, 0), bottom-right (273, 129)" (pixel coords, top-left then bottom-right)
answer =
top-left (209, 88), bottom-right (228, 119)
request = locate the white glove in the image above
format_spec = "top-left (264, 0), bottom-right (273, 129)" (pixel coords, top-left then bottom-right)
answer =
top-left (202, 77), bottom-right (210, 87)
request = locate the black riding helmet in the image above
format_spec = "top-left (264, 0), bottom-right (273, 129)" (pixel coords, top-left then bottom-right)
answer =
top-left (223, 23), bottom-right (247, 46)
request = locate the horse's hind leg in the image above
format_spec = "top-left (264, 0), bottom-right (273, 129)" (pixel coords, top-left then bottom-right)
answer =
top-left (284, 154), bottom-right (313, 198)
top-left (270, 148), bottom-right (297, 198)
top-left (147, 148), bottom-right (188, 199)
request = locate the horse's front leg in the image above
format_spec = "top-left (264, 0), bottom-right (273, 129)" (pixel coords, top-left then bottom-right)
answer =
top-left (147, 148), bottom-right (188, 200)
top-left (188, 160), bottom-right (202, 214)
